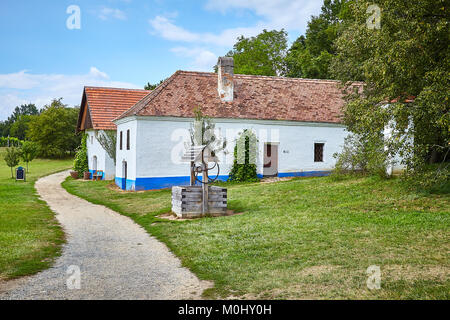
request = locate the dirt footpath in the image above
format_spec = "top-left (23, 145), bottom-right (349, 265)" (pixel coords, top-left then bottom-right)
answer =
top-left (0, 170), bottom-right (212, 300)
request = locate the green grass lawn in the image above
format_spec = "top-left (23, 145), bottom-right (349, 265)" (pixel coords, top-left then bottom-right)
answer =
top-left (62, 175), bottom-right (449, 299)
top-left (0, 147), bottom-right (73, 280)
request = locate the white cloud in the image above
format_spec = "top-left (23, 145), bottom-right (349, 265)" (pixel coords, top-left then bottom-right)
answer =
top-left (149, 0), bottom-right (321, 47)
top-left (150, 16), bottom-right (200, 43)
top-left (0, 68), bottom-right (140, 120)
top-left (170, 47), bottom-right (218, 71)
top-left (98, 7), bottom-right (127, 21)
top-left (149, 0), bottom-right (321, 70)
top-left (89, 67), bottom-right (109, 79)
top-left (149, 15), bottom-right (265, 47)
top-left (0, 70), bottom-right (42, 90)
top-left (204, 0), bottom-right (321, 32)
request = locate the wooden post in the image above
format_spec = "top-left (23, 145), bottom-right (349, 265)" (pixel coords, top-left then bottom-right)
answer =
top-left (202, 151), bottom-right (208, 215)
top-left (190, 161), bottom-right (195, 186)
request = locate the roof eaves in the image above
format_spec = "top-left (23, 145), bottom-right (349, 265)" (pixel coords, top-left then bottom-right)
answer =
top-left (76, 88), bottom-right (89, 133)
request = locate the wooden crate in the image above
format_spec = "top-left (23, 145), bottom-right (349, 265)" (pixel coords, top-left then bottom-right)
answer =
top-left (172, 186), bottom-right (227, 218)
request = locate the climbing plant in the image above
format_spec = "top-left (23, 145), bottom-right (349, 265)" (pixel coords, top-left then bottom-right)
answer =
top-left (95, 130), bottom-right (116, 164)
top-left (228, 129), bottom-right (259, 182)
top-left (73, 134), bottom-right (89, 176)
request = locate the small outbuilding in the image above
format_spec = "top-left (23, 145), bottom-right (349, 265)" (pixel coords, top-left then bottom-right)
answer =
top-left (76, 87), bottom-right (148, 180)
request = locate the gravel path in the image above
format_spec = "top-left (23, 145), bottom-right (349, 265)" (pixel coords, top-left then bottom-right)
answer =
top-left (0, 171), bottom-right (212, 300)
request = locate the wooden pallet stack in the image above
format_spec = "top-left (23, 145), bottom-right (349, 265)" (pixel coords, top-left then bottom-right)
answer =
top-left (171, 186), bottom-right (227, 218)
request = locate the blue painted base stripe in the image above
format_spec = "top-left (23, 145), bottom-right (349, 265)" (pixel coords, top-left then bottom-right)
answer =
top-left (114, 171), bottom-right (330, 191)
top-left (132, 175), bottom-right (229, 191)
top-left (114, 177), bottom-right (135, 191)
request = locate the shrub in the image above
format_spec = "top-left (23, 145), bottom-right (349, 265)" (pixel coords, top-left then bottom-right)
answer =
top-left (333, 134), bottom-right (388, 178)
top-left (21, 141), bottom-right (39, 173)
top-left (228, 129), bottom-right (259, 182)
top-left (403, 162), bottom-right (449, 193)
top-left (4, 147), bottom-right (22, 178)
top-left (73, 134), bottom-right (88, 176)
top-left (0, 136), bottom-right (23, 147)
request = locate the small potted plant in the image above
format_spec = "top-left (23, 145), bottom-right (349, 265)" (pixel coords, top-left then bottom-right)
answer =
top-left (70, 171), bottom-right (79, 179)
top-left (83, 171), bottom-right (91, 180)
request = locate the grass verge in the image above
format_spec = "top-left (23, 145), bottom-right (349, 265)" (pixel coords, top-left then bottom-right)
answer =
top-left (0, 148), bottom-right (73, 280)
top-left (62, 175), bottom-right (449, 299)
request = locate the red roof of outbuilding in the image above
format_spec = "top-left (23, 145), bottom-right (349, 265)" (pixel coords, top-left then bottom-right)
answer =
top-left (77, 87), bottom-right (149, 131)
top-left (117, 71), bottom-right (363, 124)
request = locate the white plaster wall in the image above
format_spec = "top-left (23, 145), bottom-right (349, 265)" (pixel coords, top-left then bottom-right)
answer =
top-left (125, 117), bottom-right (348, 179)
top-left (115, 121), bottom-right (138, 180)
top-left (382, 104), bottom-right (411, 175)
top-left (86, 129), bottom-right (115, 180)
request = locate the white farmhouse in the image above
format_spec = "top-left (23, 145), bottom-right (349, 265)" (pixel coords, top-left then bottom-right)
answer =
top-left (112, 57), bottom-right (362, 191)
top-left (76, 87), bottom-right (149, 180)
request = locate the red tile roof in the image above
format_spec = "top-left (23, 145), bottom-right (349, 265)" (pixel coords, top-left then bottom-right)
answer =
top-left (77, 87), bottom-right (149, 131)
top-left (117, 71), bottom-right (363, 124)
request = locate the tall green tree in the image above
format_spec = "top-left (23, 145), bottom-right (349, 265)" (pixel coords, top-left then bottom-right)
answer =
top-left (8, 104), bottom-right (39, 122)
top-left (0, 104), bottom-right (39, 138)
top-left (27, 98), bottom-right (80, 158)
top-left (0, 121), bottom-right (7, 137)
top-left (330, 0), bottom-right (449, 187)
top-left (144, 79), bottom-right (165, 90)
top-left (9, 114), bottom-right (34, 140)
top-left (226, 29), bottom-right (288, 76)
top-left (285, 0), bottom-right (349, 79)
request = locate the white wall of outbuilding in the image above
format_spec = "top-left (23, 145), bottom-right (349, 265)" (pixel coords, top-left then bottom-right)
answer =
top-left (114, 116), bottom-right (348, 190)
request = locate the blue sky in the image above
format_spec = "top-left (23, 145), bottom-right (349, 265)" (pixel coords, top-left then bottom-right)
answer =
top-left (0, 0), bottom-right (323, 120)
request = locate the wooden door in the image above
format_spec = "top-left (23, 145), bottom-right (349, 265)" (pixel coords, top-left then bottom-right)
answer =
top-left (263, 143), bottom-right (278, 177)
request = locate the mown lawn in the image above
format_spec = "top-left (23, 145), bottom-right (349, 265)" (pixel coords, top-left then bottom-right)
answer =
top-left (62, 175), bottom-right (449, 299)
top-left (0, 148), bottom-right (73, 280)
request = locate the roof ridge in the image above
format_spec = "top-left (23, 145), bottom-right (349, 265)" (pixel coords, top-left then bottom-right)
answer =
top-left (176, 70), bottom-right (363, 84)
top-left (84, 86), bottom-right (148, 91)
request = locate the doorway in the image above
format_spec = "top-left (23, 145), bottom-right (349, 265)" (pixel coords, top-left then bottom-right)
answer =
top-left (263, 143), bottom-right (278, 177)
top-left (122, 161), bottom-right (127, 190)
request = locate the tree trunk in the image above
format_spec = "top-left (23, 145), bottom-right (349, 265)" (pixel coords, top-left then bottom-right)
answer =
top-left (10, 167), bottom-right (13, 179)
top-left (429, 149), bottom-right (439, 164)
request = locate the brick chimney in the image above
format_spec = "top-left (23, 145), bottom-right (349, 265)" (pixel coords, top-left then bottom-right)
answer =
top-left (217, 56), bottom-right (234, 102)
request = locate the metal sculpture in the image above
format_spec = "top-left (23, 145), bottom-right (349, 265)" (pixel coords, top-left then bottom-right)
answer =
top-left (181, 144), bottom-right (220, 214)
